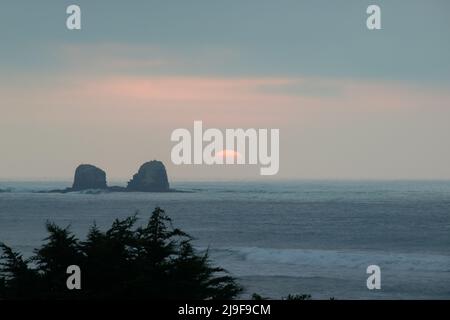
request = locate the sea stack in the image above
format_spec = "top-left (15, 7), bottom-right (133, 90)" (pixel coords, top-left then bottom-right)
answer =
top-left (127, 160), bottom-right (170, 192)
top-left (72, 164), bottom-right (107, 190)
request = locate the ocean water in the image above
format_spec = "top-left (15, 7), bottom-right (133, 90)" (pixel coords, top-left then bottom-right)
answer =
top-left (0, 180), bottom-right (449, 299)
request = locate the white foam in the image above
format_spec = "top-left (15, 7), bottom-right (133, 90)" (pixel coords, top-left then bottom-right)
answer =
top-left (209, 247), bottom-right (450, 279)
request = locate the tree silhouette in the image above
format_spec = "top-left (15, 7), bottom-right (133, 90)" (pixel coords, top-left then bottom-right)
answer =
top-left (0, 207), bottom-right (241, 299)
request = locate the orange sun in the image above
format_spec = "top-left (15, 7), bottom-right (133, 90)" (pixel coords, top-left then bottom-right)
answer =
top-left (215, 149), bottom-right (242, 161)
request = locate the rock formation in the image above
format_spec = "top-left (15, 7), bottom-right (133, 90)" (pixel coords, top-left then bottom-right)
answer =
top-left (45, 161), bottom-right (174, 193)
top-left (72, 164), bottom-right (107, 190)
top-left (127, 160), bottom-right (170, 192)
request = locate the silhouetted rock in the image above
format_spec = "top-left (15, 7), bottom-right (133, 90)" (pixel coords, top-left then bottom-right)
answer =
top-left (72, 164), bottom-right (107, 191)
top-left (42, 161), bottom-right (178, 194)
top-left (127, 161), bottom-right (170, 192)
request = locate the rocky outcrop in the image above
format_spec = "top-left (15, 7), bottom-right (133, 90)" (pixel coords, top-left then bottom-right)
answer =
top-left (45, 161), bottom-right (174, 193)
top-left (126, 160), bottom-right (170, 192)
top-left (72, 164), bottom-right (107, 191)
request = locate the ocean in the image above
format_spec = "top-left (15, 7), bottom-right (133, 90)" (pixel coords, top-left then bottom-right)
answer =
top-left (0, 180), bottom-right (449, 299)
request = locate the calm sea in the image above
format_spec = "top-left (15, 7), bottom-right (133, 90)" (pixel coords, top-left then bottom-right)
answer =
top-left (0, 180), bottom-right (449, 299)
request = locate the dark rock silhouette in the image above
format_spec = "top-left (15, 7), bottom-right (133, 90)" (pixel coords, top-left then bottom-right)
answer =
top-left (44, 161), bottom-right (179, 193)
top-left (127, 160), bottom-right (170, 192)
top-left (72, 164), bottom-right (107, 191)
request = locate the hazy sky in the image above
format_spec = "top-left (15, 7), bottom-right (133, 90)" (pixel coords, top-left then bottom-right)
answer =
top-left (1, 0), bottom-right (450, 181)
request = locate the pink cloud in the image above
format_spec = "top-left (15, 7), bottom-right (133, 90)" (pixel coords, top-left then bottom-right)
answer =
top-left (2, 73), bottom-right (450, 129)
top-left (88, 76), bottom-right (296, 104)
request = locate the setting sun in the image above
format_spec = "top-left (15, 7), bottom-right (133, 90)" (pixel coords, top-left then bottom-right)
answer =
top-left (215, 149), bottom-right (242, 162)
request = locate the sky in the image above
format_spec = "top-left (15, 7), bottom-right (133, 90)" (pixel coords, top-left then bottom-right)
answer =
top-left (1, 0), bottom-right (450, 181)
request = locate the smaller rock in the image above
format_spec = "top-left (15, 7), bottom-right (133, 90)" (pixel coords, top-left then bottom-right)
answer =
top-left (72, 164), bottom-right (107, 190)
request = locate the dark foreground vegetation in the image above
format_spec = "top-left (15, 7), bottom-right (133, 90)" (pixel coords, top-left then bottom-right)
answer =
top-left (0, 207), bottom-right (241, 299)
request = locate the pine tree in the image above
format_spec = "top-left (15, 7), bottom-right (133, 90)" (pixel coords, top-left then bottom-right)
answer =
top-left (0, 207), bottom-right (242, 300)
